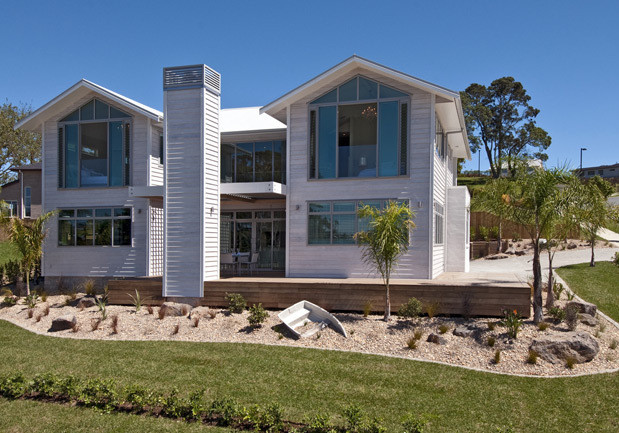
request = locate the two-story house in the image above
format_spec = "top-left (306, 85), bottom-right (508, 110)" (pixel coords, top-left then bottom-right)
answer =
top-left (16, 56), bottom-right (471, 296)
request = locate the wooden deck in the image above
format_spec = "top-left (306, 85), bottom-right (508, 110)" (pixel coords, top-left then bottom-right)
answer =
top-left (107, 272), bottom-right (531, 318)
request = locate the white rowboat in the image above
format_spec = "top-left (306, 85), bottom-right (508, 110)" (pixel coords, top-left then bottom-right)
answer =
top-left (278, 300), bottom-right (348, 338)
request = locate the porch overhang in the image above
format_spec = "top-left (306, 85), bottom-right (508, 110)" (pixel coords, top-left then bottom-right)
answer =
top-left (220, 181), bottom-right (286, 201)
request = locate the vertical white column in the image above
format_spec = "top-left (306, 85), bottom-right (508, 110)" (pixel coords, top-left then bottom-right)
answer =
top-left (163, 65), bottom-right (221, 298)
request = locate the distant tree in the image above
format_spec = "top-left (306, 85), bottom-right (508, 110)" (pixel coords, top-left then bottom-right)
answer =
top-left (0, 101), bottom-right (41, 185)
top-left (460, 77), bottom-right (551, 178)
top-left (355, 201), bottom-right (415, 321)
top-left (577, 176), bottom-right (617, 267)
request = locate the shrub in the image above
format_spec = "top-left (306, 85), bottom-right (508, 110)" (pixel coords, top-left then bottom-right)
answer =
top-left (487, 321), bottom-right (496, 331)
top-left (424, 302), bottom-right (440, 318)
top-left (527, 350), bottom-right (538, 364)
top-left (599, 322), bottom-right (607, 333)
top-left (248, 403), bottom-right (284, 432)
top-left (158, 306), bottom-right (167, 320)
top-left (343, 404), bottom-right (364, 431)
top-left (25, 293), bottom-right (39, 309)
top-left (91, 318), bottom-right (101, 331)
top-left (192, 316), bottom-right (200, 328)
top-left (1, 288), bottom-right (16, 307)
top-left (493, 350), bottom-right (501, 364)
top-left (537, 321), bottom-right (549, 331)
top-left (489, 226), bottom-right (499, 239)
top-left (398, 297), bottom-right (422, 319)
top-left (552, 282), bottom-right (564, 301)
top-left (413, 329), bottom-right (423, 341)
top-left (248, 303), bottom-right (268, 327)
top-left (172, 324), bottom-right (180, 335)
top-left (111, 315), bottom-right (119, 334)
top-left (401, 413), bottom-right (429, 433)
top-left (438, 324), bottom-right (449, 334)
top-left (209, 397), bottom-right (241, 427)
top-left (566, 356), bottom-right (577, 369)
top-left (83, 279), bottom-right (97, 296)
top-left (71, 322), bottom-right (79, 333)
top-left (612, 252), bottom-right (619, 267)
top-left (406, 336), bottom-right (418, 350)
top-left (302, 413), bottom-right (335, 433)
top-left (499, 309), bottom-right (523, 339)
top-left (363, 301), bottom-right (372, 318)
top-left (548, 306), bottom-right (566, 323)
top-left (27, 309), bottom-right (34, 319)
top-left (565, 304), bottom-right (580, 331)
top-left (95, 296), bottom-right (107, 320)
top-left (609, 339), bottom-right (618, 350)
top-left (0, 372), bottom-right (27, 398)
top-left (566, 291), bottom-right (575, 301)
top-left (146, 305), bottom-right (153, 315)
top-left (487, 336), bottom-right (496, 347)
top-left (39, 290), bottom-right (48, 302)
top-left (226, 293), bottom-right (246, 314)
top-left (128, 290), bottom-right (142, 312)
top-left (479, 226), bottom-right (490, 241)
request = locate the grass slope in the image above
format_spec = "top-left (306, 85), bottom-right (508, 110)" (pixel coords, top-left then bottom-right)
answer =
top-left (0, 320), bottom-right (617, 432)
top-left (0, 240), bottom-right (20, 266)
top-left (557, 261), bottom-right (619, 322)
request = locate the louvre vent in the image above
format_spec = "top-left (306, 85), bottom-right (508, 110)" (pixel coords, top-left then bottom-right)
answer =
top-left (163, 64), bottom-right (221, 94)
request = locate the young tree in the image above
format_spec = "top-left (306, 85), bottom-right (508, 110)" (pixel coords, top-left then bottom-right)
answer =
top-left (461, 77), bottom-right (551, 178)
top-left (1, 211), bottom-right (54, 296)
top-left (355, 201), bottom-right (415, 321)
top-left (476, 168), bottom-right (577, 323)
top-left (577, 176), bottom-right (617, 267)
top-left (0, 101), bottom-right (41, 184)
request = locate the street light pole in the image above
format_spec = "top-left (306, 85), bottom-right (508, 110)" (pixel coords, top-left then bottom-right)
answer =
top-left (580, 147), bottom-right (587, 173)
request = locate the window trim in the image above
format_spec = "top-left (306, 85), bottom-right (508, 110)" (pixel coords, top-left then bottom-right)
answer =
top-left (308, 75), bottom-right (410, 180)
top-left (57, 206), bottom-right (132, 247)
top-left (58, 98), bottom-right (132, 189)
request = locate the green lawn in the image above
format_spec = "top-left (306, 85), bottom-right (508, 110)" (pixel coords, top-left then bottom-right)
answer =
top-left (0, 320), bottom-right (617, 432)
top-left (0, 240), bottom-right (20, 266)
top-left (557, 261), bottom-right (619, 322)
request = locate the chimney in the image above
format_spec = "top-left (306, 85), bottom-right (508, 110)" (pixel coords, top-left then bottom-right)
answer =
top-left (162, 65), bottom-right (221, 298)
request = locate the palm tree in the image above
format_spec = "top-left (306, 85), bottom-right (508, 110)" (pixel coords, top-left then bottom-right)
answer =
top-left (1, 211), bottom-right (54, 296)
top-left (355, 201), bottom-right (415, 321)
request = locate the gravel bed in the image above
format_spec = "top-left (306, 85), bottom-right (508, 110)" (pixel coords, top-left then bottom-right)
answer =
top-left (1, 293), bottom-right (618, 377)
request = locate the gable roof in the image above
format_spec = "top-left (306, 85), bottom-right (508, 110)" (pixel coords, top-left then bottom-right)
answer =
top-left (10, 162), bottom-right (41, 172)
top-left (260, 55), bottom-right (470, 160)
top-left (15, 79), bottom-right (163, 132)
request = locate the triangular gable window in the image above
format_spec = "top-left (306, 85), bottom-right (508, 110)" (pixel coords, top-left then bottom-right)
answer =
top-left (310, 77), bottom-right (408, 104)
top-left (60, 99), bottom-right (130, 122)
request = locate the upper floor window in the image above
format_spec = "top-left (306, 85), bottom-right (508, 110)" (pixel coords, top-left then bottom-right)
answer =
top-left (58, 99), bottom-right (131, 188)
top-left (435, 116), bottom-right (446, 159)
top-left (221, 140), bottom-right (286, 184)
top-left (24, 186), bottom-right (31, 218)
top-left (309, 76), bottom-right (408, 179)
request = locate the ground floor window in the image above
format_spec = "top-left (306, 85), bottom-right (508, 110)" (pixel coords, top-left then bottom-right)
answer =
top-left (434, 202), bottom-right (444, 245)
top-left (308, 199), bottom-right (408, 245)
top-left (1, 201), bottom-right (18, 218)
top-left (58, 207), bottom-right (131, 246)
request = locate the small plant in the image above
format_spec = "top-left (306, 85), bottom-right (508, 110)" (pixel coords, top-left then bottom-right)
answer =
top-left (315, 332), bottom-right (321, 340)
top-left (548, 306), bottom-right (566, 323)
top-left (180, 305), bottom-right (190, 316)
top-left (83, 279), bottom-right (97, 296)
top-left (248, 303), bottom-right (268, 327)
top-left (566, 291), bottom-right (575, 301)
top-left (407, 336), bottom-right (418, 350)
top-left (35, 313), bottom-right (42, 322)
top-left (487, 320), bottom-right (497, 331)
top-left (599, 322), bottom-right (607, 333)
top-left (207, 310), bottom-right (217, 319)
top-left (39, 290), bottom-right (48, 302)
top-left (537, 321), bottom-right (549, 331)
top-left (111, 315), bottom-right (119, 334)
top-left (128, 290), bottom-right (142, 312)
top-left (527, 349), bottom-right (538, 364)
top-left (303, 413), bottom-right (334, 433)
top-left (192, 316), bottom-right (200, 328)
top-left (27, 309), bottom-right (34, 319)
top-left (96, 297), bottom-right (107, 320)
top-left (64, 296), bottom-right (72, 306)
top-left (343, 404), bottom-right (364, 431)
top-left (158, 305), bottom-right (167, 320)
top-left (487, 336), bottom-right (496, 347)
top-left (91, 318), bottom-right (101, 331)
top-left (552, 282), bottom-right (564, 301)
top-left (363, 300), bottom-right (372, 318)
top-left (398, 297), bottom-right (423, 319)
top-left (438, 324), bottom-right (449, 334)
top-left (413, 328), bottom-right (423, 341)
top-left (401, 413), bottom-right (429, 433)
top-left (479, 226), bottom-right (490, 241)
top-left (71, 322), bottom-right (79, 333)
top-left (68, 290), bottom-right (77, 301)
top-left (566, 356), bottom-right (577, 369)
top-left (25, 293), bottom-right (39, 309)
top-left (1, 288), bottom-right (16, 307)
top-left (424, 301), bottom-right (440, 319)
top-left (225, 292), bottom-right (246, 314)
top-left (499, 309), bottom-right (523, 339)
top-left (493, 349), bottom-right (501, 364)
top-left (609, 339), bottom-right (618, 350)
top-left (612, 251), bottom-right (619, 267)
top-left (146, 305), bottom-right (153, 315)
top-left (565, 304), bottom-right (580, 331)
top-left (172, 324), bottom-right (180, 335)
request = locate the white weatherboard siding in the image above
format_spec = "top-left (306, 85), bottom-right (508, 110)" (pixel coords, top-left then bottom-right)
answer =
top-left (446, 186), bottom-right (470, 272)
top-left (150, 126), bottom-right (164, 186)
top-left (203, 89), bottom-right (221, 281)
top-left (286, 83), bottom-right (432, 279)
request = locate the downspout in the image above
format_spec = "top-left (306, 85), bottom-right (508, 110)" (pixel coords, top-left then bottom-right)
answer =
top-left (428, 95), bottom-right (435, 279)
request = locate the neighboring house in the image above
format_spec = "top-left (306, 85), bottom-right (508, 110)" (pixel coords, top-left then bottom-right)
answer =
top-left (16, 56), bottom-right (472, 295)
top-left (577, 163), bottom-right (619, 181)
top-left (500, 158), bottom-right (543, 177)
top-left (0, 162), bottom-right (42, 219)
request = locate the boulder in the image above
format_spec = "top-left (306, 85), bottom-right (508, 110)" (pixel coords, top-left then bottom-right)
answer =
top-left (567, 242), bottom-right (577, 250)
top-left (485, 254), bottom-right (509, 260)
top-left (160, 302), bottom-right (193, 317)
top-left (567, 300), bottom-right (597, 317)
top-left (189, 306), bottom-right (211, 319)
top-left (77, 297), bottom-right (96, 309)
top-left (426, 333), bottom-right (446, 345)
top-left (49, 314), bottom-right (76, 332)
top-left (529, 331), bottom-right (599, 364)
top-left (579, 313), bottom-right (598, 327)
top-left (514, 250), bottom-right (526, 256)
top-left (453, 326), bottom-right (476, 338)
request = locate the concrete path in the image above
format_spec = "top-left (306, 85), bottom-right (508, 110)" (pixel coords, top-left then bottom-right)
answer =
top-left (597, 227), bottom-right (619, 244)
top-left (469, 246), bottom-right (619, 283)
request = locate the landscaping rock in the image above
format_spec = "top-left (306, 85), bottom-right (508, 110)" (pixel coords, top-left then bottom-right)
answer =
top-left (49, 314), bottom-right (76, 332)
top-left (77, 297), bottom-right (96, 309)
top-left (426, 333), bottom-right (446, 345)
top-left (505, 247), bottom-right (517, 255)
top-left (189, 306), bottom-right (210, 319)
top-left (160, 302), bottom-right (193, 317)
top-left (567, 242), bottom-right (577, 250)
top-left (579, 313), bottom-right (598, 327)
top-left (453, 326), bottom-right (476, 338)
top-left (486, 254), bottom-right (509, 260)
top-left (514, 250), bottom-right (526, 256)
top-left (529, 331), bottom-right (599, 364)
top-left (567, 300), bottom-right (597, 317)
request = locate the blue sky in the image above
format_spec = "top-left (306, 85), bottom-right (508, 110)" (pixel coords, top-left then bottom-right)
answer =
top-left (1, 0), bottom-right (617, 172)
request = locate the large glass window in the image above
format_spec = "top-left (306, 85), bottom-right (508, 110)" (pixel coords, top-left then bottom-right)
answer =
top-left (309, 76), bottom-right (408, 179)
top-left (435, 116), bottom-right (445, 159)
top-left (58, 99), bottom-right (131, 188)
top-left (220, 140), bottom-right (286, 184)
top-left (434, 202), bottom-right (444, 245)
top-left (58, 207), bottom-right (131, 246)
top-left (308, 199), bottom-right (409, 245)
